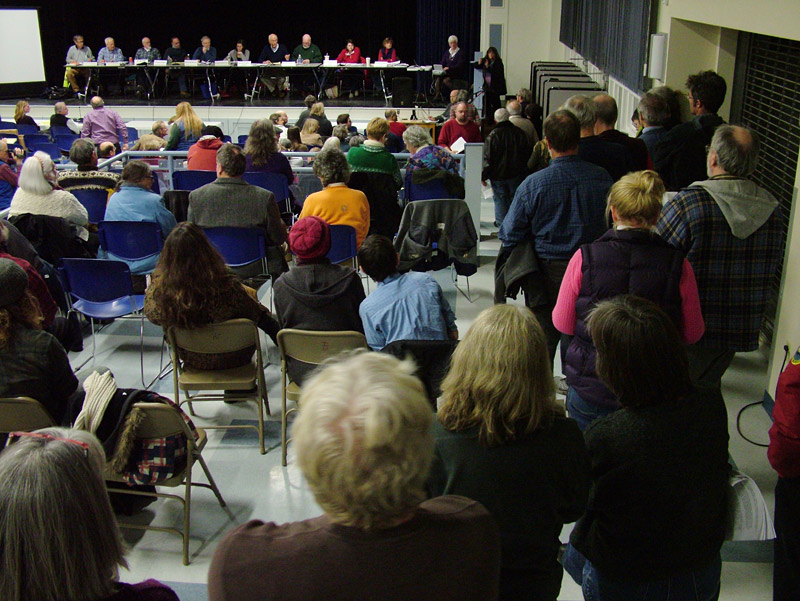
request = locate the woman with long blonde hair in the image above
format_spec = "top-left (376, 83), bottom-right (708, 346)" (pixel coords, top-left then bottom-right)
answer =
top-left (429, 304), bottom-right (590, 601)
top-left (165, 101), bottom-right (204, 150)
top-left (14, 100), bottom-right (38, 129)
top-left (300, 118), bottom-right (322, 149)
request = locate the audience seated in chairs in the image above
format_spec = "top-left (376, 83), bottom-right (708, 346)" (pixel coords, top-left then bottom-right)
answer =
top-left (8, 151), bottom-right (90, 244)
top-left (165, 101), bottom-right (204, 151)
top-left (244, 119), bottom-right (294, 188)
top-left (308, 102), bottom-right (333, 138)
top-left (0, 139), bottom-right (22, 211)
top-left (186, 125), bottom-right (225, 171)
top-left (208, 351), bottom-right (502, 601)
top-left (144, 222), bottom-right (280, 370)
top-left (562, 295), bottom-right (729, 601)
top-left (404, 125), bottom-right (459, 175)
top-left (273, 216), bottom-right (365, 383)
top-left (14, 100), bottom-right (39, 130)
top-left (0, 427), bottom-right (180, 601)
top-left (357, 234), bottom-right (458, 350)
top-left (346, 117), bottom-right (403, 190)
top-left (295, 95), bottom-right (317, 130)
top-left (102, 160), bottom-right (177, 277)
top-left (298, 149), bottom-right (370, 247)
top-left (331, 124), bottom-right (351, 153)
top-left (0, 259), bottom-right (84, 425)
top-left (429, 304), bottom-right (590, 601)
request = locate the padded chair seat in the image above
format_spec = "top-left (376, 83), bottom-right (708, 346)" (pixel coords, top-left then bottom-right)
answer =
top-left (72, 295), bottom-right (145, 320)
top-left (177, 363), bottom-right (258, 390)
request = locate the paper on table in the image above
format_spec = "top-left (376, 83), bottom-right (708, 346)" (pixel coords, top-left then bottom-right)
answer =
top-left (280, 61), bottom-right (296, 66)
top-left (725, 470), bottom-right (776, 541)
top-left (237, 60), bottom-right (252, 66)
top-left (449, 137), bottom-right (467, 153)
top-left (153, 60), bottom-right (168, 66)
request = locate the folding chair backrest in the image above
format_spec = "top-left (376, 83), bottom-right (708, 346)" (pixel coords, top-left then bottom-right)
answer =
top-left (168, 319), bottom-right (259, 356)
top-left (23, 133), bottom-right (51, 148)
top-left (98, 221), bottom-right (163, 261)
top-left (407, 178), bottom-right (457, 201)
top-left (0, 397), bottom-right (56, 433)
top-left (172, 170), bottom-right (216, 191)
top-left (327, 224), bottom-right (357, 264)
top-left (242, 171), bottom-right (290, 202)
top-left (29, 142), bottom-right (63, 162)
top-left (16, 124), bottom-right (39, 136)
top-left (0, 121), bottom-right (18, 131)
top-left (72, 188), bottom-right (108, 224)
top-left (55, 134), bottom-right (79, 153)
top-left (58, 258), bottom-right (136, 303)
top-left (126, 126), bottom-right (139, 142)
top-left (130, 402), bottom-right (189, 439)
top-left (50, 125), bottom-right (73, 138)
top-left (202, 227), bottom-right (266, 268)
top-left (238, 135), bottom-right (249, 145)
top-left (278, 329), bottom-right (367, 365)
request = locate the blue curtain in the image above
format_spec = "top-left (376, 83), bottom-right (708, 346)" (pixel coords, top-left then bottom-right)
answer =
top-left (416, 0), bottom-right (481, 66)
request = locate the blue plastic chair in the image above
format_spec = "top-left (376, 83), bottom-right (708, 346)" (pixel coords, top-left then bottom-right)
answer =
top-left (23, 133), bottom-right (51, 149)
top-left (97, 221), bottom-right (164, 268)
top-left (57, 258), bottom-right (147, 384)
top-left (242, 172), bottom-right (291, 213)
top-left (16, 124), bottom-right (39, 136)
top-left (202, 227), bottom-right (268, 269)
top-left (327, 224), bottom-right (357, 267)
top-left (406, 178), bottom-right (458, 202)
top-left (72, 188), bottom-right (108, 224)
top-left (54, 134), bottom-right (79, 154)
top-left (28, 142), bottom-right (63, 162)
top-left (172, 169), bottom-right (216, 191)
top-left (0, 121), bottom-right (18, 131)
top-left (238, 134), bottom-right (249, 145)
top-left (125, 126), bottom-right (139, 142)
top-left (222, 135), bottom-right (232, 143)
top-left (49, 125), bottom-right (73, 138)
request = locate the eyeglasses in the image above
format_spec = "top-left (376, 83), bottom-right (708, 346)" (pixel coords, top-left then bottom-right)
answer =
top-left (6, 431), bottom-right (89, 456)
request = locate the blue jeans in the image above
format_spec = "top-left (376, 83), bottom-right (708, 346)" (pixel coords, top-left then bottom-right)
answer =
top-left (566, 387), bottom-right (617, 432)
top-left (491, 175), bottom-right (526, 225)
top-left (563, 544), bottom-right (721, 601)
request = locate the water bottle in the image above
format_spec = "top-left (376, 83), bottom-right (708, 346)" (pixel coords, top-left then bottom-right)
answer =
top-left (296, 54), bottom-right (302, 65)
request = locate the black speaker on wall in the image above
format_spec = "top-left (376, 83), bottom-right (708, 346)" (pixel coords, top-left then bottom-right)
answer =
top-left (392, 77), bottom-right (414, 107)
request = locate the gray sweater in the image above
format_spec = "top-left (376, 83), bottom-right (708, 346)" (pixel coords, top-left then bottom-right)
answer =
top-left (66, 45), bottom-right (94, 63)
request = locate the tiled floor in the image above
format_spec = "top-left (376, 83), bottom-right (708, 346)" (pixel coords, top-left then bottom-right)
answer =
top-left (69, 198), bottom-right (777, 600)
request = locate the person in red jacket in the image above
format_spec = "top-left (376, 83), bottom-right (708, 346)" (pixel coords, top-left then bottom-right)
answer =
top-left (186, 126), bottom-right (225, 171)
top-left (768, 346), bottom-right (800, 601)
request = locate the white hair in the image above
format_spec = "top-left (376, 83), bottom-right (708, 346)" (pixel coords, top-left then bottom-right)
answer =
top-left (494, 108), bottom-right (509, 122)
top-left (18, 152), bottom-right (56, 196)
top-left (448, 35), bottom-right (458, 45)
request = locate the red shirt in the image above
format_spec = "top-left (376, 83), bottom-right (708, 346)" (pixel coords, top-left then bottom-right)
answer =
top-left (187, 137), bottom-right (224, 171)
top-left (389, 121), bottom-right (407, 138)
top-left (437, 119), bottom-right (482, 149)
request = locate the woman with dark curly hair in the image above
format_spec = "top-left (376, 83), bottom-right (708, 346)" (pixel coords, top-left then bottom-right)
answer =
top-left (244, 119), bottom-right (294, 186)
top-left (0, 258), bottom-right (82, 424)
top-left (144, 222), bottom-right (279, 369)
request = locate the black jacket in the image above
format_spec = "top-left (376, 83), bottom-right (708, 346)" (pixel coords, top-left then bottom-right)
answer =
top-left (482, 120), bottom-right (531, 181)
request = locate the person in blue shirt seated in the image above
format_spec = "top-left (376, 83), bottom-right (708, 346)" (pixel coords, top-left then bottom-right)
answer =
top-left (357, 234), bottom-right (458, 350)
top-left (102, 160), bottom-right (176, 280)
top-left (97, 37), bottom-right (124, 63)
top-left (192, 36), bottom-right (217, 62)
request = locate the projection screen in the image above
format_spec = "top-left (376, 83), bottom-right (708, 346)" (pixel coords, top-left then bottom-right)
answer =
top-left (0, 8), bottom-right (47, 97)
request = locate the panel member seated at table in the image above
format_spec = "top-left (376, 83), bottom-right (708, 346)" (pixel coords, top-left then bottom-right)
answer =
top-left (226, 39), bottom-right (250, 62)
top-left (290, 34), bottom-right (323, 96)
top-left (436, 35), bottom-right (466, 98)
top-left (258, 33), bottom-right (290, 98)
top-left (134, 37), bottom-right (161, 98)
top-left (378, 36), bottom-right (398, 62)
top-left (437, 101), bottom-right (482, 153)
top-left (163, 37), bottom-right (190, 98)
top-left (97, 37), bottom-right (124, 63)
top-left (192, 36), bottom-right (217, 63)
top-left (65, 34), bottom-right (93, 96)
top-left (336, 39), bottom-right (364, 97)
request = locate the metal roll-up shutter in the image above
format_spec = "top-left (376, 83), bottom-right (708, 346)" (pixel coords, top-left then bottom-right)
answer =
top-left (732, 33), bottom-right (800, 342)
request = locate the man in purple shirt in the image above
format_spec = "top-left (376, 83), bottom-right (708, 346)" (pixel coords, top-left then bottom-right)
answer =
top-left (81, 96), bottom-right (128, 151)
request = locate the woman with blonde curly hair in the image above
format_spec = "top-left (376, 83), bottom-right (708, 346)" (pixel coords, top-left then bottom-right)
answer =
top-left (0, 258), bottom-right (82, 424)
top-left (300, 118), bottom-right (323, 149)
top-left (144, 222), bottom-right (279, 369)
top-left (553, 170), bottom-right (705, 430)
top-left (0, 427), bottom-right (180, 601)
top-left (429, 304), bottom-right (590, 601)
top-left (14, 100), bottom-right (38, 129)
top-left (165, 101), bottom-right (204, 150)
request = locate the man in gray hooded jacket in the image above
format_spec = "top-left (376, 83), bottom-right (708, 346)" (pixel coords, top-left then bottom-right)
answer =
top-left (657, 124), bottom-right (784, 388)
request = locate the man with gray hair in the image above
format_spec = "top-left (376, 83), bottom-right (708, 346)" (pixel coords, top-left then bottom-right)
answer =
top-left (506, 99), bottom-right (537, 146)
top-left (49, 102), bottom-right (81, 134)
top-left (656, 125), bottom-right (784, 389)
top-left (483, 107), bottom-right (531, 225)
top-left (188, 144), bottom-right (287, 277)
top-left (57, 138), bottom-right (121, 192)
top-left (208, 351), bottom-right (501, 601)
top-left (152, 121), bottom-right (168, 139)
top-left (564, 94), bottom-right (632, 182)
top-left (80, 96), bottom-right (128, 151)
top-left (636, 92), bottom-right (671, 160)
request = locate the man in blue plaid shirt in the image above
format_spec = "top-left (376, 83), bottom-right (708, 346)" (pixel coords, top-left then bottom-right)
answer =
top-left (657, 124), bottom-right (784, 388)
top-left (499, 110), bottom-right (613, 365)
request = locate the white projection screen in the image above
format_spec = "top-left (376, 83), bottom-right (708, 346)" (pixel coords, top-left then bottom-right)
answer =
top-left (0, 8), bottom-right (47, 96)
